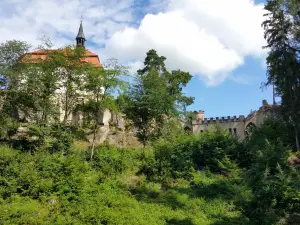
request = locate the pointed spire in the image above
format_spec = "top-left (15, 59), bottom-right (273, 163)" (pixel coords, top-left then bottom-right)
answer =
top-left (76, 19), bottom-right (86, 48)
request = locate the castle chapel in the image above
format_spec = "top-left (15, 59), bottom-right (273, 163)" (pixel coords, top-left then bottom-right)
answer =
top-left (20, 21), bottom-right (112, 126)
top-left (25, 21), bottom-right (101, 67)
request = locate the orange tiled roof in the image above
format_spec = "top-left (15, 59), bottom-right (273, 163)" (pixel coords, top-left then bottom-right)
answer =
top-left (21, 49), bottom-right (101, 67)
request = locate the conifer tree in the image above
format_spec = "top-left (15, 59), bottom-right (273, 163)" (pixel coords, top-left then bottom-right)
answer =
top-left (262, 0), bottom-right (300, 150)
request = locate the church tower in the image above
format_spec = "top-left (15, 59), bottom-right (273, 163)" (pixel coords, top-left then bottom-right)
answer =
top-left (76, 21), bottom-right (86, 48)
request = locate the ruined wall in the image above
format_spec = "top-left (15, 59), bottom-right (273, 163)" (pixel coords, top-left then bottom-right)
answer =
top-left (189, 100), bottom-right (280, 140)
top-left (192, 116), bottom-right (246, 139)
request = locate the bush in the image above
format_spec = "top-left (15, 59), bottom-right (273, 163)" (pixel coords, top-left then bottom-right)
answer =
top-left (242, 118), bottom-right (300, 224)
top-left (243, 141), bottom-right (296, 224)
top-left (48, 123), bottom-right (74, 154)
top-left (246, 117), bottom-right (296, 153)
top-left (91, 146), bottom-right (140, 178)
top-left (192, 131), bottom-right (240, 173)
top-left (149, 131), bottom-right (241, 182)
top-left (0, 143), bottom-right (251, 224)
top-left (136, 147), bottom-right (157, 180)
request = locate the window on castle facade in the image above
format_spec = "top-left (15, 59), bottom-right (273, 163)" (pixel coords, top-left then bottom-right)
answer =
top-left (233, 128), bottom-right (237, 136)
top-left (229, 128), bottom-right (232, 134)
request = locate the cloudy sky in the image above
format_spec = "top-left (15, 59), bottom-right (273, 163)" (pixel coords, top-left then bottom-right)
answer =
top-left (0, 0), bottom-right (273, 117)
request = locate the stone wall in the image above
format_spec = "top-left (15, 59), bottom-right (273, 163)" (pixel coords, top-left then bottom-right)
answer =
top-left (186, 100), bottom-right (280, 140)
top-left (191, 116), bottom-right (246, 139)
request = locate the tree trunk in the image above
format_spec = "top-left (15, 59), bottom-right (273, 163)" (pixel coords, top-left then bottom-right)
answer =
top-left (91, 93), bottom-right (100, 160)
top-left (90, 123), bottom-right (97, 160)
top-left (142, 127), bottom-right (147, 147)
top-left (41, 110), bottom-right (47, 126)
top-left (41, 98), bottom-right (49, 126)
top-left (63, 92), bottom-right (68, 123)
top-left (295, 126), bottom-right (300, 151)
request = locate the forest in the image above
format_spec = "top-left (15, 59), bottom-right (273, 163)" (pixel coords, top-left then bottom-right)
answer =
top-left (0, 0), bottom-right (300, 224)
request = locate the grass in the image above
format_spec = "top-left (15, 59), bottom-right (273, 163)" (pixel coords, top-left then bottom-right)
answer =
top-left (0, 145), bottom-right (251, 225)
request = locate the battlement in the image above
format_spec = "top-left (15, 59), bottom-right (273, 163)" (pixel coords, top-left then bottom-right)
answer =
top-left (191, 99), bottom-right (281, 126)
top-left (192, 115), bottom-right (245, 125)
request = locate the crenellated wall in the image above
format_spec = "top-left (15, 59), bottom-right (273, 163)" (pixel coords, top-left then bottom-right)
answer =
top-left (185, 100), bottom-right (280, 139)
top-left (192, 115), bottom-right (246, 139)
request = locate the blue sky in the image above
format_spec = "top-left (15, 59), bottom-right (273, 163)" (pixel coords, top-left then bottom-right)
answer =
top-left (185, 55), bottom-right (273, 117)
top-left (0, 0), bottom-right (272, 118)
top-left (185, 0), bottom-right (272, 117)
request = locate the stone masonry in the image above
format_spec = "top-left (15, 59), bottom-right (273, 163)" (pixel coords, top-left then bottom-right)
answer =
top-left (182, 100), bottom-right (280, 139)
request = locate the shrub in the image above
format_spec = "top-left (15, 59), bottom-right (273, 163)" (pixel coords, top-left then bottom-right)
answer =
top-left (91, 147), bottom-right (139, 178)
top-left (243, 140), bottom-right (295, 224)
top-left (149, 131), bottom-right (241, 182)
top-left (48, 123), bottom-right (74, 154)
top-left (246, 118), bottom-right (296, 153)
top-left (192, 131), bottom-right (240, 173)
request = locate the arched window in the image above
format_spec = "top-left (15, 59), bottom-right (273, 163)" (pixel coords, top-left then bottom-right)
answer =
top-left (233, 128), bottom-right (237, 136)
top-left (245, 122), bottom-right (256, 138)
top-left (184, 127), bottom-right (192, 134)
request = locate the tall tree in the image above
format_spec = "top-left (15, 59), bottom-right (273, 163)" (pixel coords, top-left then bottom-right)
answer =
top-left (19, 38), bottom-right (62, 124)
top-left (0, 38), bottom-right (92, 126)
top-left (262, 0), bottom-right (300, 150)
top-left (83, 59), bottom-right (128, 159)
top-left (0, 40), bottom-right (32, 137)
top-left (55, 45), bottom-right (89, 123)
top-left (0, 40), bottom-right (32, 122)
top-left (0, 40), bottom-right (31, 73)
top-left (124, 49), bottom-right (194, 146)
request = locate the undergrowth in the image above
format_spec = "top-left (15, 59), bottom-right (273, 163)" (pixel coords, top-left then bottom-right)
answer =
top-left (0, 145), bottom-right (250, 225)
top-left (1, 119), bottom-right (299, 224)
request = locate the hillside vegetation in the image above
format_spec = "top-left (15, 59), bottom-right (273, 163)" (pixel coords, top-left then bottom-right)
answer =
top-left (0, 118), bottom-right (299, 225)
top-left (1, 0), bottom-right (300, 224)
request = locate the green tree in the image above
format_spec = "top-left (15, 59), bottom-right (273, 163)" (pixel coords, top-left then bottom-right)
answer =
top-left (124, 49), bottom-right (194, 146)
top-left (83, 59), bottom-right (128, 159)
top-left (0, 40), bottom-right (31, 73)
top-left (0, 38), bottom-right (89, 126)
top-left (52, 45), bottom-right (89, 123)
top-left (0, 40), bottom-right (32, 135)
top-left (262, 0), bottom-right (300, 150)
top-left (19, 38), bottom-right (62, 125)
top-left (0, 40), bottom-right (32, 110)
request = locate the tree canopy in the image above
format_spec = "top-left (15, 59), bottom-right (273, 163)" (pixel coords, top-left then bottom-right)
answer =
top-left (124, 49), bottom-right (194, 145)
top-left (262, 0), bottom-right (300, 150)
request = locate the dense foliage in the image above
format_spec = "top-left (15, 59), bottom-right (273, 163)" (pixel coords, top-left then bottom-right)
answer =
top-left (0, 145), bottom-right (247, 225)
top-left (1, 4), bottom-right (300, 223)
top-left (123, 49), bottom-right (194, 145)
top-left (0, 117), bottom-right (299, 225)
top-left (263, 0), bottom-right (300, 150)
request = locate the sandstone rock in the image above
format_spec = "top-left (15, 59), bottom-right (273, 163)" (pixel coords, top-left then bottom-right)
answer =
top-left (17, 126), bottom-right (28, 133)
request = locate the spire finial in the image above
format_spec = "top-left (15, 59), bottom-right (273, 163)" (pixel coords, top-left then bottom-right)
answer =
top-left (76, 18), bottom-right (86, 48)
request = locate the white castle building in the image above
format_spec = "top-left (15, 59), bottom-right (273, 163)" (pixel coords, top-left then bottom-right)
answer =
top-left (17, 21), bottom-right (112, 126)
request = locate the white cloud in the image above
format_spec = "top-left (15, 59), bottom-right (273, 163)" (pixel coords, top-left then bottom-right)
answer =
top-left (104, 0), bottom-right (267, 86)
top-left (0, 0), bottom-right (135, 48)
top-left (127, 60), bottom-right (143, 74)
top-left (0, 0), bottom-right (267, 86)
